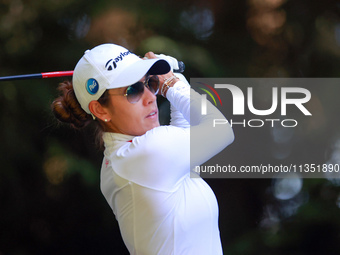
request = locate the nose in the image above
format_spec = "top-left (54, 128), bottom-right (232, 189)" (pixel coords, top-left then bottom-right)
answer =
top-left (142, 85), bottom-right (157, 105)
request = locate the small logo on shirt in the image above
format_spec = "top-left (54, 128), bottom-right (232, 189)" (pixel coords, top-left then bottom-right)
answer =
top-left (105, 158), bottom-right (110, 168)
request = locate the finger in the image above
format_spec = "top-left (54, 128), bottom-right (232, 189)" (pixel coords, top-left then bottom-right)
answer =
top-left (144, 51), bottom-right (157, 59)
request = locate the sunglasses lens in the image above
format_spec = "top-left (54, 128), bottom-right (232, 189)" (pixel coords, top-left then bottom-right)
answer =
top-left (147, 76), bottom-right (160, 94)
top-left (126, 82), bottom-right (144, 103)
top-left (125, 75), bottom-right (160, 103)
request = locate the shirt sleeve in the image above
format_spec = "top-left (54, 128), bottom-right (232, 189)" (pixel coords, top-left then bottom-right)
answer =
top-left (110, 80), bottom-right (234, 191)
top-left (166, 81), bottom-right (234, 169)
top-left (169, 73), bottom-right (190, 128)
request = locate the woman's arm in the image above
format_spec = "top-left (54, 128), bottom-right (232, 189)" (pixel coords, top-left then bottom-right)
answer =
top-left (166, 82), bottom-right (234, 167)
top-left (145, 52), bottom-right (190, 128)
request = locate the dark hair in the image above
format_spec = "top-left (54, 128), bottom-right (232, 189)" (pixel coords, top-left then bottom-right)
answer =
top-left (51, 80), bottom-right (110, 147)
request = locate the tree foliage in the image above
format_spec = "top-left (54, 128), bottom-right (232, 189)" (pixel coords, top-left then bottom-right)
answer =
top-left (1, 0), bottom-right (340, 254)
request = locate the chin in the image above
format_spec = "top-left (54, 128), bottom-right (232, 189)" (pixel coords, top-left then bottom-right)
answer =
top-left (144, 123), bottom-right (160, 134)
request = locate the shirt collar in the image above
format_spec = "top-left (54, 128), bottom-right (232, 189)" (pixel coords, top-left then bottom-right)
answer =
top-left (103, 132), bottom-right (135, 148)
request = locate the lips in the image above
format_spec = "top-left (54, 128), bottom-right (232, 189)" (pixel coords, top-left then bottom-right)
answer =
top-left (146, 110), bottom-right (158, 118)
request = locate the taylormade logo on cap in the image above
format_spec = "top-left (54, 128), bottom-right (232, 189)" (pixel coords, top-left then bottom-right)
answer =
top-left (105, 51), bottom-right (132, 71)
top-left (85, 50), bottom-right (133, 96)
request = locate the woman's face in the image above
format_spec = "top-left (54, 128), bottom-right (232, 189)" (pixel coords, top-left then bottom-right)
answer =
top-left (103, 77), bottom-right (160, 136)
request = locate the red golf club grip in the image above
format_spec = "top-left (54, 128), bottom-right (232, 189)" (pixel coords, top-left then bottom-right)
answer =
top-left (41, 71), bottom-right (74, 78)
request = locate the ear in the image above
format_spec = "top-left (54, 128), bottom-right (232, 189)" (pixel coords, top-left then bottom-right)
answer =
top-left (88, 100), bottom-right (111, 122)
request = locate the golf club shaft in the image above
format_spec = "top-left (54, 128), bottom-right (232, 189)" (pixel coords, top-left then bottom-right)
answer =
top-left (0, 59), bottom-right (185, 82)
top-left (0, 71), bottom-right (74, 82)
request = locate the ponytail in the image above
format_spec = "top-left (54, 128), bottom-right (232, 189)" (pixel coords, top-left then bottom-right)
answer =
top-left (52, 80), bottom-right (92, 129)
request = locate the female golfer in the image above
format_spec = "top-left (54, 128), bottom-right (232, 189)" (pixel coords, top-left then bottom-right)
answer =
top-left (52, 43), bottom-right (234, 254)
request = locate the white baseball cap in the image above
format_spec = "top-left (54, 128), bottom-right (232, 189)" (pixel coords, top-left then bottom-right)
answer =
top-left (72, 43), bottom-right (171, 114)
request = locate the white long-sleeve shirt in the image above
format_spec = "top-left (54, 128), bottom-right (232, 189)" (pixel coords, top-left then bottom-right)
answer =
top-left (100, 79), bottom-right (234, 255)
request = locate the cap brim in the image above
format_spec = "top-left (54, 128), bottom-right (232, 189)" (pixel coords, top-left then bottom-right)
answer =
top-left (107, 58), bottom-right (170, 89)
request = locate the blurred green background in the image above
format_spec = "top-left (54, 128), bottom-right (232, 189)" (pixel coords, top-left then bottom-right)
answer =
top-left (1, 0), bottom-right (340, 254)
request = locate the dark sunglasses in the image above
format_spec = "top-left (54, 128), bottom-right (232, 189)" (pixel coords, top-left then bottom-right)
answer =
top-left (108, 75), bottom-right (159, 104)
